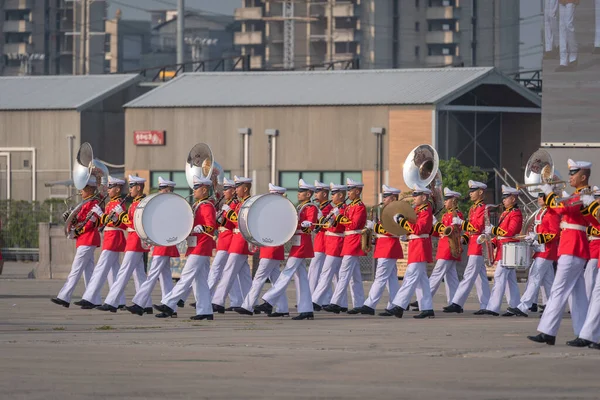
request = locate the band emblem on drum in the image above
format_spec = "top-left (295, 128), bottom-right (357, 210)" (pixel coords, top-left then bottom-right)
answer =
top-left (262, 237), bottom-right (274, 244)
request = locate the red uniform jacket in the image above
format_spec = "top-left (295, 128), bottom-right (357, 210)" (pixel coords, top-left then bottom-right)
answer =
top-left (186, 198), bottom-right (217, 257)
top-left (337, 199), bottom-right (367, 257)
top-left (585, 219), bottom-right (600, 261)
top-left (216, 198), bottom-right (238, 252)
top-left (225, 196), bottom-right (252, 255)
top-left (313, 200), bottom-right (333, 254)
top-left (98, 196), bottom-right (126, 252)
top-left (533, 207), bottom-right (561, 261)
top-left (432, 209), bottom-right (464, 261)
top-left (153, 245), bottom-right (180, 258)
top-left (74, 197), bottom-right (101, 248)
top-left (117, 195), bottom-right (149, 253)
top-left (547, 189), bottom-right (590, 259)
top-left (325, 202), bottom-right (346, 257)
top-left (373, 219), bottom-right (403, 260)
top-left (490, 206), bottom-right (523, 262)
top-left (461, 200), bottom-right (486, 256)
top-left (259, 245), bottom-right (285, 261)
top-left (397, 203), bottom-right (433, 263)
top-left (289, 201), bottom-right (318, 259)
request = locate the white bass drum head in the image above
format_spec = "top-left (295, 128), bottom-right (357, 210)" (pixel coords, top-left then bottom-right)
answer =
top-left (242, 194), bottom-right (297, 247)
top-left (134, 193), bottom-right (193, 246)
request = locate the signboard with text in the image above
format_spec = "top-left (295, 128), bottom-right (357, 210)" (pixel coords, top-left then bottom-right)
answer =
top-left (133, 130), bottom-right (166, 146)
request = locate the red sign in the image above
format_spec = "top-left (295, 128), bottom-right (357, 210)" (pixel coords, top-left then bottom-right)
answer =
top-left (134, 130), bottom-right (166, 146)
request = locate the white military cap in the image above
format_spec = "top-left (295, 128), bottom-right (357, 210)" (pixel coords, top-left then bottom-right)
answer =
top-left (346, 178), bottom-right (364, 188)
top-left (443, 187), bottom-right (461, 198)
top-left (502, 185), bottom-right (520, 196)
top-left (86, 177), bottom-right (98, 187)
top-left (107, 176), bottom-right (125, 186)
top-left (568, 159), bottom-right (593, 171)
top-left (330, 182), bottom-right (347, 192)
top-left (413, 184), bottom-right (432, 195)
top-left (128, 175), bottom-right (146, 185)
top-left (314, 180), bottom-right (329, 190)
top-left (158, 176), bottom-right (176, 188)
top-left (468, 180), bottom-right (487, 190)
top-left (593, 186), bottom-right (600, 196)
top-left (269, 183), bottom-right (286, 194)
top-left (223, 177), bottom-right (235, 188)
top-left (193, 175), bottom-right (212, 187)
top-left (234, 175), bottom-right (252, 185)
top-left (382, 184), bottom-right (401, 195)
top-left (299, 178), bottom-right (316, 190)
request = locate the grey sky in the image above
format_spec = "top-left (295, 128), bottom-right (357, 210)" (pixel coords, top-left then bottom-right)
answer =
top-left (106, 0), bottom-right (238, 20)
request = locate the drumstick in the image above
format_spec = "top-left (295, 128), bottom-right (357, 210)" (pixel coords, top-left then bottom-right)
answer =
top-left (202, 231), bottom-right (216, 240)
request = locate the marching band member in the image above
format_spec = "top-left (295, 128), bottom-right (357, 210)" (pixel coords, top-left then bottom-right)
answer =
top-left (96, 175), bottom-right (150, 313)
top-left (51, 177), bottom-right (103, 308)
top-left (323, 178), bottom-right (366, 314)
top-left (582, 186), bottom-right (600, 300)
top-left (257, 179), bottom-right (319, 320)
top-left (479, 185), bottom-right (523, 317)
top-left (235, 184), bottom-right (289, 317)
top-left (76, 176), bottom-right (127, 309)
top-left (388, 184), bottom-right (435, 319)
top-left (153, 175), bottom-right (216, 320)
top-left (508, 190), bottom-right (560, 317)
top-left (311, 183), bottom-right (349, 312)
top-left (444, 180), bottom-right (491, 314)
top-left (127, 177), bottom-right (181, 317)
top-left (358, 185), bottom-right (402, 316)
top-left (528, 159), bottom-right (593, 346)
top-left (308, 180), bottom-right (332, 297)
top-left (211, 176), bottom-right (253, 313)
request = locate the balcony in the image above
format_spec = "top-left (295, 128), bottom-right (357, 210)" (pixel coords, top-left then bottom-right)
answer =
top-left (3, 42), bottom-right (32, 55)
top-left (426, 31), bottom-right (459, 44)
top-left (234, 7), bottom-right (263, 21)
top-left (4, 0), bottom-right (34, 9)
top-left (426, 6), bottom-right (460, 20)
top-left (425, 55), bottom-right (461, 67)
top-left (234, 31), bottom-right (263, 46)
top-left (333, 3), bottom-right (356, 18)
top-left (333, 28), bottom-right (357, 42)
top-left (3, 20), bottom-right (33, 33)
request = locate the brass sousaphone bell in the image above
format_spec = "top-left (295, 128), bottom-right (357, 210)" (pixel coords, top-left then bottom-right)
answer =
top-left (185, 143), bottom-right (224, 201)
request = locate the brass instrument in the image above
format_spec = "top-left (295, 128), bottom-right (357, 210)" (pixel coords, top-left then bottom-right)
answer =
top-left (478, 204), bottom-right (501, 268)
top-left (380, 200), bottom-right (417, 236)
top-left (361, 203), bottom-right (382, 253)
top-left (402, 144), bottom-right (444, 213)
top-left (517, 149), bottom-right (566, 193)
top-left (185, 143), bottom-right (225, 202)
top-left (442, 208), bottom-right (462, 258)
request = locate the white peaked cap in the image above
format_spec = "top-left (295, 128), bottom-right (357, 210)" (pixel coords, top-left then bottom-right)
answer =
top-left (269, 183), bottom-right (286, 194)
top-left (382, 184), bottom-right (400, 195)
top-left (468, 180), bottom-right (487, 190)
top-left (158, 176), bottom-right (176, 187)
top-left (193, 175), bottom-right (212, 187)
top-left (568, 159), bottom-right (592, 170)
top-left (413, 183), bottom-right (432, 195)
top-left (234, 175), bottom-right (252, 184)
top-left (223, 177), bottom-right (235, 188)
top-left (107, 176), bottom-right (125, 186)
top-left (346, 178), bottom-right (364, 188)
top-left (330, 182), bottom-right (347, 191)
top-left (443, 187), bottom-right (461, 198)
top-left (314, 180), bottom-right (329, 190)
top-left (299, 178), bottom-right (316, 190)
top-left (502, 185), bottom-right (519, 196)
top-left (128, 175), bottom-right (146, 184)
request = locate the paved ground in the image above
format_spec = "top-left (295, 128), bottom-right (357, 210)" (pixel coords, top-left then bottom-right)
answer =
top-left (1, 262), bottom-right (599, 400)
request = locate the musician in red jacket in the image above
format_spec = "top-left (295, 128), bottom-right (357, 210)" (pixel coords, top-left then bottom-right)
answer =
top-left (359, 185), bottom-right (402, 316)
top-left (127, 177), bottom-right (181, 317)
top-left (323, 178), bottom-right (367, 314)
top-left (236, 184), bottom-right (289, 317)
top-left (259, 179), bottom-right (319, 320)
top-left (480, 185), bottom-right (523, 316)
top-left (389, 184), bottom-right (435, 319)
top-left (97, 175), bottom-right (150, 313)
top-left (52, 177), bottom-right (103, 308)
top-left (308, 180), bottom-right (332, 297)
top-left (509, 191), bottom-right (561, 317)
top-left (77, 176), bottom-right (127, 309)
top-left (153, 175), bottom-right (217, 320)
top-left (582, 185), bottom-right (600, 300)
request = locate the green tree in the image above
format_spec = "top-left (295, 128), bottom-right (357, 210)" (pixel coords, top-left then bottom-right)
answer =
top-left (439, 158), bottom-right (488, 214)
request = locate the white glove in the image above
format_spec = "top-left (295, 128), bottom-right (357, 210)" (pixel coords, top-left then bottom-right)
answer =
top-left (581, 194), bottom-right (595, 207)
top-left (452, 217), bottom-right (464, 226)
top-left (92, 204), bottom-right (104, 217)
top-left (67, 231), bottom-right (76, 240)
top-left (113, 205), bottom-right (124, 215)
top-left (540, 184), bottom-right (553, 196)
top-left (301, 220), bottom-right (312, 228)
top-left (89, 215), bottom-right (97, 223)
top-left (524, 232), bottom-right (537, 243)
top-left (221, 204), bottom-right (231, 212)
top-left (393, 213), bottom-right (403, 224)
top-left (110, 212), bottom-right (120, 223)
top-left (193, 225), bottom-right (205, 234)
top-left (331, 207), bottom-right (340, 216)
top-left (365, 220), bottom-right (375, 230)
top-left (484, 225), bottom-right (493, 236)
top-left (432, 215), bottom-right (438, 225)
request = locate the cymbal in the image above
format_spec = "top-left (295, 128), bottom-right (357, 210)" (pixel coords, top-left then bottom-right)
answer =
top-left (381, 200), bottom-right (417, 236)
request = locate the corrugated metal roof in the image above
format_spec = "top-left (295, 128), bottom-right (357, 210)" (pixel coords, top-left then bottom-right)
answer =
top-left (124, 67), bottom-right (534, 109)
top-left (0, 74), bottom-right (141, 111)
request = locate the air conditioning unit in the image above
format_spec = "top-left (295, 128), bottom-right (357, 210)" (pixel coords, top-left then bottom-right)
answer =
top-left (442, 48), bottom-right (450, 55)
top-left (442, 0), bottom-right (450, 6)
top-left (442, 24), bottom-right (450, 31)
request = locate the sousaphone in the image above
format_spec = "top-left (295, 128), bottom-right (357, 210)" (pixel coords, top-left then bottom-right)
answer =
top-left (185, 143), bottom-right (224, 203)
top-left (519, 149), bottom-right (566, 194)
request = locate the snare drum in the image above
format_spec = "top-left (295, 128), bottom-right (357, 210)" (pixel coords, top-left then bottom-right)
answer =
top-left (238, 194), bottom-right (297, 247)
top-left (501, 242), bottom-right (533, 271)
top-left (134, 193), bottom-right (194, 247)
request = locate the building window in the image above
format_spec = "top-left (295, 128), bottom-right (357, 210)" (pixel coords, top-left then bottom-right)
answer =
top-left (415, 22), bottom-right (420, 32)
top-left (150, 170), bottom-right (231, 198)
top-left (279, 171), bottom-right (362, 203)
top-left (415, 46), bottom-right (420, 58)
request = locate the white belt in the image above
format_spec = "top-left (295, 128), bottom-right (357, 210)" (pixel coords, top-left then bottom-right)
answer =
top-left (408, 234), bottom-right (429, 240)
top-left (218, 227), bottom-right (229, 233)
top-left (560, 222), bottom-right (587, 232)
top-left (376, 234), bottom-right (398, 239)
top-left (589, 236), bottom-right (600, 241)
top-left (344, 230), bottom-right (362, 235)
top-left (325, 231), bottom-right (344, 238)
top-left (126, 228), bottom-right (136, 233)
top-left (104, 227), bottom-right (124, 232)
top-left (233, 229), bottom-right (241, 234)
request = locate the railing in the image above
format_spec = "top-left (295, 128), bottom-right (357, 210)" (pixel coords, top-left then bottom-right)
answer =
top-left (508, 69), bottom-right (542, 96)
top-left (494, 167), bottom-right (537, 216)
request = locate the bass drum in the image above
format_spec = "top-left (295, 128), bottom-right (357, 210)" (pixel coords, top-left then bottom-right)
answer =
top-left (238, 194), bottom-right (298, 247)
top-left (134, 193), bottom-right (194, 246)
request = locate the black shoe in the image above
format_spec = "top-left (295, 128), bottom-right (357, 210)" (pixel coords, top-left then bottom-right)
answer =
top-left (323, 304), bottom-right (342, 314)
top-left (340, 308), bottom-right (348, 313)
top-left (313, 302), bottom-right (322, 312)
top-left (96, 303), bottom-right (117, 313)
top-left (413, 310), bottom-right (434, 319)
top-left (566, 337), bottom-right (592, 347)
top-left (225, 307), bottom-right (236, 312)
top-left (77, 299), bottom-right (97, 309)
top-left (443, 303), bottom-right (463, 314)
top-left (212, 304), bottom-right (226, 314)
top-left (378, 309), bottom-right (393, 317)
top-left (483, 310), bottom-right (499, 316)
top-left (539, 304), bottom-right (546, 312)
top-left (507, 307), bottom-right (528, 317)
top-left (409, 301), bottom-right (418, 309)
top-left (190, 314), bottom-right (214, 320)
top-left (118, 305), bottom-right (126, 310)
top-left (359, 305), bottom-right (375, 315)
top-left (74, 300), bottom-right (85, 306)
top-left (589, 342), bottom-right (600, 349)
top-left (527, 333), bottom-right (556, 345)
top-left (347, 307), bottom-right (361, 315)
top-left (144, 307), bottom-right (153, 315)
top-left (473, 309), bottom-right (487, 315)
top-left (254, 302), bottom-right (272, 314)
top-left (50, 298), bottom-right (70, 308)
top-left (292, 312), bottom-right (314, 320)
top-left (268, 312), bottom-right (290, 317)
top-left (190, 302), bottom-right (196, 308)
top-left (529, 303), bottom-right (538, 313)
top-left (389, 306), bottom-right (404, 319)
top-left (155, 312), bottom-right (177, 318)
top-left (125, 304), bottom-right (145, 316)
top-left (501, 311), bottom-right (514, 317)
top-left (153, 304), bottom-right (174, 316)
top-left (234, 307), bottom-right (253, 316)
top-left (177, 300), bottom-right (185, 308)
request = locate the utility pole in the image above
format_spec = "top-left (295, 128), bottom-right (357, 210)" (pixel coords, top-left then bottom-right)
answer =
top-left (177, 0), bottom-right (185, 66)
top-left (283, 0), bottom-right (294, 69)
top-left (79, 0), bottom-right (87, 74)
top-left (327, 0), bottom-right (334, 63)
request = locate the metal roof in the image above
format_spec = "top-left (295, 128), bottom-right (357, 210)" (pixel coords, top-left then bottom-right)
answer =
top-left (124, 67), bottom-right (541, 109)
top-left (0, 74), bottom-right (141, 111)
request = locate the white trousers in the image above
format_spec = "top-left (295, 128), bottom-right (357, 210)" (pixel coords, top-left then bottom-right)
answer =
top-left (241, 258), bottom-right (288, 312)
top-left (584, 259), bottom-right (599, 301)
top-left (580, 265), bottom-right (600, 343)
top-left (82, 249), bottom-right (124, 306)
top-left (207, 250), bottom-right (244, 305)
top-left (57, 245), bottom-right (96, 303)
top-left (518, 257), bottom-right (555, 314)
top-left (485, 264), bottom-right (520, 313)
top-left (263, 257), bottom-right (312, 313)
top-left (312, 255), bottom-right (344, 306)
top-left (104, 251), bottom-right (146, 308)
top-left (364, 258), bottom-right (400, 310)
top-left (212, 253), bottom-right (251, 307)
top-left (545, 0), bottom-right (559, 51)
top-left (559, 3), bottom-right (577, 65)
top-left (425, 259), bottom-right (459, 306)
top-left (132, 256), bottom-right (173, 309)
top-left (538, 255), bottom-right (589, 337)
top-left (393, 262), bottom-right (433, 311)
top-left (308, 252), bottom-right (331, 301)
top-left (451, 255), bottom-right (490, 309)
top-left (161, 255), bottom-right (212, 316)
top-left (330, 255), bottom-right (364, 308)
